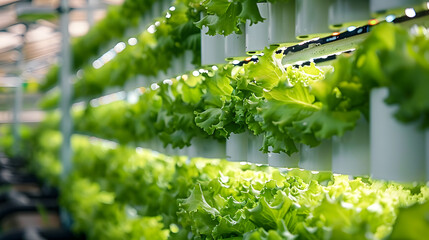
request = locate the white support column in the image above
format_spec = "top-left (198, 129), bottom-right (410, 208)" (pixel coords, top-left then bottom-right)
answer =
top-left (60, 0), bottom-right (73, 178)
top-left (87, 0), bottom-right (96, 26)
top-left (12, 77), bottom-right (22, 156)
top-left (59, 0), bottom-right (73, 228)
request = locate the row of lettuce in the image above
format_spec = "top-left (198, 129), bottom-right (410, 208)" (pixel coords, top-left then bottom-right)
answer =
top-left (41, 0), bottom-right (277, 95)
top-left (1, 125), bottom-right (429, 239)
top-left (39, 23), bottom-right (429, 157)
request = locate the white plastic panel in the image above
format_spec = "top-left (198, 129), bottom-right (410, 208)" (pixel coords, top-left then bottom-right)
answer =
top-left (299, 141), bottom-right (332, 171)
top-left (370, 88), bottom-right (425, 182)
top-left (295, 0), bottom-right (332, 40)
top-left (328, 0), bottom-right (371, 30)
top-left (268, 0), bottom-right (298, 46)
top-left (332, 116), bottom-right (370, 176)
top-left (246, 3), bottom-right (269, 53)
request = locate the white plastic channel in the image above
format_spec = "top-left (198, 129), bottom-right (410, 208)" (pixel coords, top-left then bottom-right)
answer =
top-left (268, 0), bottom-right (298, 46)
top-left (295, 0), bottom-right (332, 40)
top-left (246, 3), bottom-right (269, 53)
top-left (268, 146), bottom-right (299, 168)
top-left (332, 116), bottom-right (370, 176)
top-left (328, 0), bottom-right (371, 30)
top-left (370, 88), bottom-right (426, 182)
top-left (299, 141), bottom-right (332, 171)
top-left (227, 132), bottom-right (248, 162)
top-left (247, 134), bottom-right (268, 164)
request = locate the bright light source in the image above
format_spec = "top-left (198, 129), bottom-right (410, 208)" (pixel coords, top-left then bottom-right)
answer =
top-left (92, 59), bottom-right (103, 69)
top-left (192, 70), bottom-right (199, 76)
top-left (212, 65), bottom-right (218, 71)
top-left (128, 37), bottom-right (137, 46)
top-left (332, 32), bottom-right (340, 36)
top-left (385, 15), bottom-right (396, 22)
top-left (90, 99), bottom-right (99, 107)
top-left (101, 50), bottom-right (116, 63)
top-left (163, 79), bottom-right (173, 85)
top-left (147, 25), bottom-right (156, 34)
top-left (427, 2), bottom-right (429, 9)
top-left (347, 26), bottom-right (356, 32)
top-left (405, 8), bottom-right (416, 18)
top-left (368, 19), bottom-right (378, 25)
top-left (69, 21), bottom-right (89, 37)
top-left (76, 69), bottom-right (84, 78)
top-left (169, 6), bottom-right (175, 11)
top-left (150, 83), bottom-right (160, 90)
top-left (166, 12), bottom-right (171, 18)
top-left (114, 42), bottom-right (126, 53)
top-left (127, 91), bottom-right (139, 104)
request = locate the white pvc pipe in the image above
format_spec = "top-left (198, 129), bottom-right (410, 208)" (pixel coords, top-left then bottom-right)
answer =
top-left (295, 0), bottom-right (332, 40)
top-left (328, 0), bottom-right (370, 30)
top-left (183, 50), bottom-right (194, 72)
top-left (201, 12), bottom-right (226, 66)
top-left (201, 25), bottom-right (226, 65)
top-left (246, 3), bottom-right (269, 53)
top-left (151, 0), bottom-right (162, 18)
top-left (188, 137), bottom-right (226, 159)
top-left (332, 116), bottom-right (370, 176)
top-left (247, 134), bottom-right (267, 164)
top-left (268, 146), bottom-right (299, 168)
top-left (370, 88), bottom-right (425, 182)
top-left (299, 141), bottom-right (332, 171)
top-left (225, 26), bottom-right (246, 60)
top-left (226, 133), bottom-right (248, 162)
top-left (268, 0), bottom-right (298, 46)
top-left (370, 0), bottom-right (426, 16)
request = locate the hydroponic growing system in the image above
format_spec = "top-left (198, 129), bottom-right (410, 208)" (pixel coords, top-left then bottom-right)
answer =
top-left (1, 0), bottom-right (429, 239)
